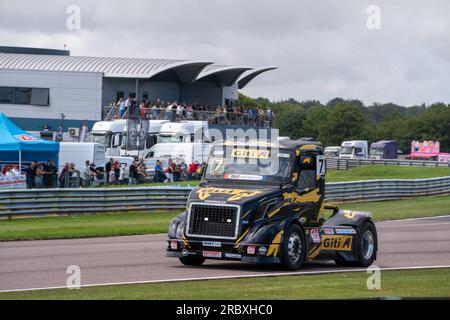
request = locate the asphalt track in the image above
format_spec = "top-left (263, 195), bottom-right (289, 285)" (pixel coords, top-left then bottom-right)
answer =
top-left (1, 215), bottom-right (450, 292)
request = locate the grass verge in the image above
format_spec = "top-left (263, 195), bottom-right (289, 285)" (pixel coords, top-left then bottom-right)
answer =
top-left (326, 166), bottom-right (450, 182)
top-left (0, 195), bottom-right (449, 241)
top-left (0, 211), bottom-right (177, 241)
top-left (0, 268), bottom-right (448, 300)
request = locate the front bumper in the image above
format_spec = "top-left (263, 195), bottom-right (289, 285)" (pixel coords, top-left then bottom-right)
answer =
top-left (166, 239), bottom-right (281, 264)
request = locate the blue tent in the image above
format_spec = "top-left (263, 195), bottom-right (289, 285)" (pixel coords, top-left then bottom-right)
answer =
top-left (0, 112), bottom-right (59, 171)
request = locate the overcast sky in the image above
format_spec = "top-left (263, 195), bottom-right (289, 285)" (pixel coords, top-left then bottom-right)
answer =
top-left (1, 0), bottom-right (449, 106)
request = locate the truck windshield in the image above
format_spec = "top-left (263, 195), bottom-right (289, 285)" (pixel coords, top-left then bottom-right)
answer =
top-left (158, 135), bottom-right (184, 143)
top-left (340, 147), bottom-right (354, 155)
top-left (370, 149), bottom-right (383, 156)
top-left (204, 147), bottom-right (293, 183)
top-left (87, 133), bottom-right (111, 147)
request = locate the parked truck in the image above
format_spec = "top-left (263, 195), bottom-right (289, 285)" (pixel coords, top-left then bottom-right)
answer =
top-left (86, 120), bottom-right (127, 157)
top-left (369, 140), bottom-right (398, 160)
top-left (339, 141), bottom-right (368, 159)
top-left (324, 146), bottom-right (342, 158)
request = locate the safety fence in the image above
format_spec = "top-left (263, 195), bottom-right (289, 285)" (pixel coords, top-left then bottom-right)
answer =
top-left (1, 176), bottom-right (450, 218)
top-left (326, 157), bottom-right (450, 170)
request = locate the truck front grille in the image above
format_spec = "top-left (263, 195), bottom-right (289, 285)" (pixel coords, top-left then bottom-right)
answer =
top-left (187, 204), bottom-right (240, 240)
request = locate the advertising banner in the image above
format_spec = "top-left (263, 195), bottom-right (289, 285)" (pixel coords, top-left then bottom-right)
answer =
top-left (411, 140), bottom-right (440, 158)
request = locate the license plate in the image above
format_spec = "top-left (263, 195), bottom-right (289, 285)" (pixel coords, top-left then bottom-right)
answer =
top-left (202, 251), bottom-right (222, 258)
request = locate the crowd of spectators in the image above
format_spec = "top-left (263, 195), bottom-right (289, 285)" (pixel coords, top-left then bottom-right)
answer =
top-left (22, 160), bottom-right (59, 189)
top-left (153, 159), bottom-right (205, 183)
top-left (6, 156), bottom-right (206, 189)
top-left (109, 97), bottom-right (275, 127)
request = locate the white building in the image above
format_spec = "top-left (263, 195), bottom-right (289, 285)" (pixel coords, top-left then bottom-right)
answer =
top-left (0, 46), bottom-right (276, 132)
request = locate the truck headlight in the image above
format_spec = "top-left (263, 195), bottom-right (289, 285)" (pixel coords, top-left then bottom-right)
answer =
top-left (176, 221), bottom-right (185, 239)
top-left (168, 219), bottom-right (185, 239)
top-left (168, 219), bottom-right (179, 238)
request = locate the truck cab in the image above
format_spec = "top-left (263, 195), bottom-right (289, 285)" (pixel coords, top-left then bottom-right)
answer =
top-left (369, 140), bottom-right (398, 160)
top-left (146, 121), bottom-right (211, 164)
top-left (324, 146), bottom-right (342, 158)
top-left (167, 139), bottom-right (378, 270)
top-left (86, 120), bottom-right (126, 157)
top-left (339, 140), bottom-right (368, 159)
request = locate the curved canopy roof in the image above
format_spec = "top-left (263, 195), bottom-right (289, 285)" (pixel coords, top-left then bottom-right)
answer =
top-left (237, 66), bottom-right (278, 89)
top-left (0, 53), bottom-right (212, 82)
top-left (0, 52), bottom-right (277, 87)
top-left (195, 64), bottom-right (252, 86)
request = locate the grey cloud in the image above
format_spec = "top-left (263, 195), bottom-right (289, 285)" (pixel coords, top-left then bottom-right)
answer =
top-left (0, 0), bottom-right (449, 106)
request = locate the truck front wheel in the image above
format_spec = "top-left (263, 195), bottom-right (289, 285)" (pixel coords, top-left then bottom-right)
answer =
top-left (179, 256), bottom-right (205, 266)
top-left (280, 224), bottom-right (306, 270)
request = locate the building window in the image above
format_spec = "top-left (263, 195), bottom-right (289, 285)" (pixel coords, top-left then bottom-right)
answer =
top-left (0, 87), bottom-right (49, 106)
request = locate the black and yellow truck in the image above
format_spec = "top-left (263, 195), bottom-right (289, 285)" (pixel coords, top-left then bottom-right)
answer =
top-left (167, 139), bottom-right (377, 270)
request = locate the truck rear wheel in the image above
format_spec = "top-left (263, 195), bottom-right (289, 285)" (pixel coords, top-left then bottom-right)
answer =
top-left (179, 256), bottom-right (205, 266)
top-left (280, 224), bottom-right (306, 270)
top-left (335, 222), bottom-right (377, 267)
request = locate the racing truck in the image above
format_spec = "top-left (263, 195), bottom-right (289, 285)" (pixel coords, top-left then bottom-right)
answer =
top-left (167, 139), bottom-right (377, 270)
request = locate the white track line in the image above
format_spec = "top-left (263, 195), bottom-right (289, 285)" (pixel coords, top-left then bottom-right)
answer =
top-left (1, 265), bottom-right (449, 294)
top-left (377, 215), bottom-right (450, 223)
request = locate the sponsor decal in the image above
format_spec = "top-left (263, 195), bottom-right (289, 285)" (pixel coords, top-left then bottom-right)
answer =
top-left (321, 235), bottom-right (353, 251)
top-left (231, 149), bottom-right (270, 159)
top-left (224, 253), bottom-right (242, 259)
top-left (258, 246), bottom-right (268, 255)
top-left (310, 228), bottom-right (321, 243)
top-left (343, 210), bottom-right (357, 220)
top-left (322, 228), bottom-right (335, 235)
top-left (197, 187), bottom-right (263, 201)
top-left (278, 153), bottom-right (291, 158)
top-left (335, 228), bottom-right (357, 235)
top-left (224, 174), bottom-right (264, 181)
top-left (170, 241), bottom-right (178, 250)
top-left (14, 134), bottom-right (38, 141)
top-left (247, 245), bottom-right (256, 255)
top-left (202, 241), bottom-right (222, 248)
top-left (202, 251), bottom-right (222, 258)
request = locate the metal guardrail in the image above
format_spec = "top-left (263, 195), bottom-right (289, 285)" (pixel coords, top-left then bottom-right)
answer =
top-left (326, 157), bottom-right (450, 170)
top-left (1, 177), bottom-right (449, 217)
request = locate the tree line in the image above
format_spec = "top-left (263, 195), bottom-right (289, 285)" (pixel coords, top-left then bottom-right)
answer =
top-left (238, 94), bottom-right (450, 153)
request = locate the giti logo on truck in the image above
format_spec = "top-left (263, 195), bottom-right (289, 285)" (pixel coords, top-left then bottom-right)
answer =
top-left (321, 235), bottom-right (353, 251)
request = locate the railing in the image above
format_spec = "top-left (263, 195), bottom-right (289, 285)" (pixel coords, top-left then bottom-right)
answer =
top-left (326, 157), bottom-right (450, 170)
top-left (102, 105), bottom-right (276, 128)
top-left (1, 176), bottom-right (449, 217)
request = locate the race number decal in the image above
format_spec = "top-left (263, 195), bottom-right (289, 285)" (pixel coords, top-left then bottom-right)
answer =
top-left (316, 155), bottom-right (325, 176)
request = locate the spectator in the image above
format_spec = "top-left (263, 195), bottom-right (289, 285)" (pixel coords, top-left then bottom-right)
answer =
top-left (118, 97), bottom-right (125, 118)
top-left (113, 160), bottom-right (120, 185)
top-left (136, 162), bottom-right (148, 183)
top-left (59, 162), bottom-right (70, 188)
top-left (35, 162), bottom-right (45, 189)
top-left (82, 160), bottom-right (96, 187)
top-left (129, 160), bottom-right (138, 185)
top-left (105, 158), bottom-right (113, 185)
top-left (187, 162), bottom-right (198, 181)
top-left (154, 160), bottom-right (167, 183)
top-left (118, 163), bottom-right (127, 185)
top-left (43, 160), bottom-right (58, 188)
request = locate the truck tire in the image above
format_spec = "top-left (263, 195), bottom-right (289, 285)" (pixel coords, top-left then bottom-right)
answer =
top-left (335, 222), bottom-right (377, 267)
top-left (280, 224), bottom-right (306, 270)
top-left (179, 256), bottom-right (205, 266)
